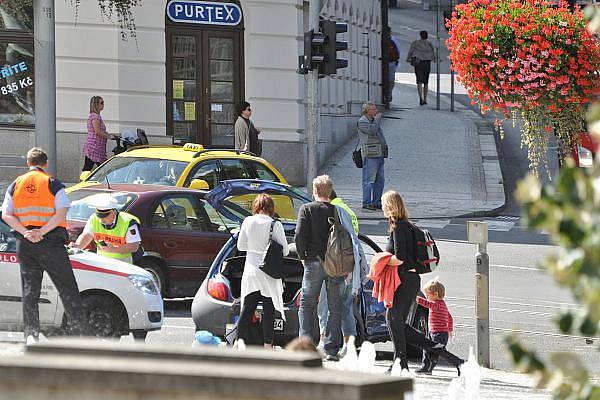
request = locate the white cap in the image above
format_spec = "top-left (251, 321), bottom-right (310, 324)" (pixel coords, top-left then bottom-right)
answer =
top-left (90, 194), bottom-right (119, 211)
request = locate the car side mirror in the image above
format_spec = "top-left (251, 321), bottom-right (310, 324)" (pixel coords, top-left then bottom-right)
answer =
top-left (189, 179), bottom-right (210, 190)
top-left (79, 171), bottom-right (91, 181)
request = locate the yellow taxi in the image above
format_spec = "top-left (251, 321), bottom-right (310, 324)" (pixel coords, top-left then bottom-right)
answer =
top-left (69, 143), bottom-right (287, 192)
top-left (67, 143), bottom-right (295, 218)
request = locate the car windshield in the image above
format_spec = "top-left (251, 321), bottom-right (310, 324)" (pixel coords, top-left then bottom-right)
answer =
top-left (220, 191), bottom-right (307, 223)
top-left (87, 157), bottom-right (188, 186)
top-left (67, 190), bottom-right (137, 221)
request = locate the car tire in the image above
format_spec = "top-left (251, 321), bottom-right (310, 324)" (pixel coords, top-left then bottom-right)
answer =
top-left (138, 258), bottom-right (167, 297)
top-left (407, 306), bottom-right (428, 359)
top-left (132, 330), bottom-right (148, 342)
top-left (83, 294), bottom-right (126, 338)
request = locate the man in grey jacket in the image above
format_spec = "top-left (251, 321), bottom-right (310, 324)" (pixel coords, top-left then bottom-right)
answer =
top-left (357, 102), bottom-right (388, 210)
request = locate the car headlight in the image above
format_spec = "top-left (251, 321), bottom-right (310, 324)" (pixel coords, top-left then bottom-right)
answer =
top-left (578, 146), bottom-right (594, 168)
top-left (128, 274), bottom-right (159, 295)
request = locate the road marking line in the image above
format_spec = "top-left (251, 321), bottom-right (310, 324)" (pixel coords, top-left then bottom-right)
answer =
top-left (414, 219), bottom-right (451, 229)
top-left (447, 295), bottom-right (580, 309)
top-left (490, 264), bottom-right (541, 271)
top-left (162, 324), bottom-right (195, 329)
top-left (360, 220), bottom-right (382, 226)
top-left (455, 323), bottom-right (593, 341)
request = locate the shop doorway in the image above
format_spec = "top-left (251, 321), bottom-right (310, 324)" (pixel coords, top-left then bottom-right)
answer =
top-left (166, 6), bottom-right (244, 147)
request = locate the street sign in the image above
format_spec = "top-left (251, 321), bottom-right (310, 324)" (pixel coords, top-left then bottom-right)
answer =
top-left (166, 0), bottom-right (242, 26)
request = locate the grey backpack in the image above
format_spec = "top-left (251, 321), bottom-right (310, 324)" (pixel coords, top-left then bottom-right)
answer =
top-left (323, 208), bottom-right (355, 277)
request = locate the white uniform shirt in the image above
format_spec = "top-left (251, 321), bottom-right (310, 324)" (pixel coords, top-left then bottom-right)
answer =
top-left (237, 214), bottom-right (289, 320)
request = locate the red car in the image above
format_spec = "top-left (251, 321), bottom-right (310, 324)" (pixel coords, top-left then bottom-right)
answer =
top-left (67, 185), bottom-right (239, 298)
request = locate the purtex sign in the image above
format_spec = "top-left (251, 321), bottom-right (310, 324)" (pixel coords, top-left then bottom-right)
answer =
top-left (167, 1), bottom-right (242, 26)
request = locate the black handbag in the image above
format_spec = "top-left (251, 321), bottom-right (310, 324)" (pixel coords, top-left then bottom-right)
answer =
top-left (259, 220), bottom-right (284, 279)
top-left (352, 140), bottom-right (363, 168)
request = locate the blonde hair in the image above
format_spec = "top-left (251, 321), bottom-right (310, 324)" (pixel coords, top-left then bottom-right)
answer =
top-left (362, 101), bottom-right (376, 115)
top-left (312, 175), bottom-right (333, 199)
top-left (89, 96), bottom-right (103, 114)
top-left (381, 191), bottom-right (410, 233)
top-left (26, 147), bottom-right (48, 166)
top-left (423, 277), bottom-right (445, 299)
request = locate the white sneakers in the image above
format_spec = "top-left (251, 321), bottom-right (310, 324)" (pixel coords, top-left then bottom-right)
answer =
top-left (25, 335), bottom-right (38, 346)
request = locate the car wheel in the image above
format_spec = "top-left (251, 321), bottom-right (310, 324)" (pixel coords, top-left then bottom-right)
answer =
top-left (132, 330), bottom-right (148, 342)
top-left (407, 306), bottom-right (428, 359)
top-left (83, 294), bottom-right (126, 338)
top-left (138, 258), bottom-right (167, 297)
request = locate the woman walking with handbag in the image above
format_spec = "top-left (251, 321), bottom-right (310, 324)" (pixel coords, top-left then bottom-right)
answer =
top-left (237, 194), bottom-right (289, 348)
top-left (406, 31), bottom-right (436, 106)
top-left (382, 191), bottom-right (463, 375)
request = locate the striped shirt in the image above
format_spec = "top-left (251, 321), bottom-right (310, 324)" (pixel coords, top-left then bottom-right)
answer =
top-left (416, 297), bottom-right (453, 333)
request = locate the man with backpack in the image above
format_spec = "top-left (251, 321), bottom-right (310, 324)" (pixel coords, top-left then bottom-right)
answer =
top-left (294, 175), bottom-right (345, 361)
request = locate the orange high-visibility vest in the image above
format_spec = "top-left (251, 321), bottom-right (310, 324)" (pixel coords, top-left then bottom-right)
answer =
top-left (12, 169), bottom-right (66, 228)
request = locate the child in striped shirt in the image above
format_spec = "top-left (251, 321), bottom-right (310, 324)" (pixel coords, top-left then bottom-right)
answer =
top-left (415, 278), bottom-right (454, 374)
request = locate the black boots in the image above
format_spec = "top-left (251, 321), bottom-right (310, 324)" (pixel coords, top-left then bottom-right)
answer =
top-left (415, 361), bottom-right (435, 375)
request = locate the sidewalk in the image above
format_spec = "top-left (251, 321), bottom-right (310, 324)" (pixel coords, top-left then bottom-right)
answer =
top-left (320, 82), bottom-right (505, 219)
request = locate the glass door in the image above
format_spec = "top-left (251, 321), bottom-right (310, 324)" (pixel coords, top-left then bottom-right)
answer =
top-left (204, 32), bottom-right (240, 147)
top-left (170, 33), bottom-right (199, 143)
top-left (167, 29), bottom-right (243, 147)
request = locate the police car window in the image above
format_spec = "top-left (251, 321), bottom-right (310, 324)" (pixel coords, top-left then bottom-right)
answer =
top-left (247, 161), bottom-right (279, 182)
top-left (68, 191), bottom-right (136, 222)
top-left (220, 159), bottom-right (251, 180)
top-left (87, 157), bottom-right (187, 186)
top-left (0, 221), bottom-right (16, 253)
top-left (187, 160), bottom-right (220, 189)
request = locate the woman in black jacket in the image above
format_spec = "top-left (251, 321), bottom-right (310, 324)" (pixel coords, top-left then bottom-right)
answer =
top-left (382, 191), bottom-right (463, 374)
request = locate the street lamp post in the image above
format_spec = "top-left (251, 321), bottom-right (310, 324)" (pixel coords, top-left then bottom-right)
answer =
top-left (467, 221), bottom-right (491, 368)
top-left (34, 0), bottom-right (57, 176)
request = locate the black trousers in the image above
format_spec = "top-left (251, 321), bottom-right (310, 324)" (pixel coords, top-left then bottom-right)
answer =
top-left (386, 272), bottom-right (462, 369)
top-left (423, 331), bottom-right (449, 367)
top-left (238, 291), bottom-right (275, 344)
top-left (82, 156), bottom-right (102, 172)
top-left (17, 228), bottom-right (88, 338)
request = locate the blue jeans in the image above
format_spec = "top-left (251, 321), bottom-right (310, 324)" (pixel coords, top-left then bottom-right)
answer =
top-left (298, 259), bottom-right (344, 356)
top-left (362, 156), bottom-right (385, 207)
top-left (317, 282), bottom-right (357, 337)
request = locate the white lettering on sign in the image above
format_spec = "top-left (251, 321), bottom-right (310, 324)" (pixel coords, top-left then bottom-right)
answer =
top-left (0, 253), bottom-right (18, 263)
top-left (167, 1), bottom-right (242, 26)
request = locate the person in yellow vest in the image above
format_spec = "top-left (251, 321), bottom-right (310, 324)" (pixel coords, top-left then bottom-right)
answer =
top-left (72, 195), bottom-right (141, 264)
top-left (1, 147), bottom-right (89, 344)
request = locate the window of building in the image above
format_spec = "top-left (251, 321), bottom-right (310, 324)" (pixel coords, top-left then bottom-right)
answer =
top-left (0, 3), bottom-right (35, 127)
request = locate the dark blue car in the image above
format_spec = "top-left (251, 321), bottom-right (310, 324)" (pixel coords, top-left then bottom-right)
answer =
top-left (191, 180), bottom-right (428, 354)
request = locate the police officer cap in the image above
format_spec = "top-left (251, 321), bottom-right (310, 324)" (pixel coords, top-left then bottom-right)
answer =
top-left (92, 195), bottom-right (119, 211)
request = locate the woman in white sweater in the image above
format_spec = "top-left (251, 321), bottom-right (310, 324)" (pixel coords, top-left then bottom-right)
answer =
top-left (237, 194), bottom-right (289, 348)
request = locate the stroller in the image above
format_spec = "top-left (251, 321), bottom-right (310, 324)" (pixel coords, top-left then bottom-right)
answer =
top-left (112, 128), bottom-right (149, 155)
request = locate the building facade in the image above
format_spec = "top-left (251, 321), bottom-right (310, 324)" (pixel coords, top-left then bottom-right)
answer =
top-left (0, 0), bottom-right (382, 185)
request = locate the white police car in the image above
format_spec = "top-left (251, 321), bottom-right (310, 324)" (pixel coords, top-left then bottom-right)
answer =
top-left (0, 219), bottom-right (163, 340)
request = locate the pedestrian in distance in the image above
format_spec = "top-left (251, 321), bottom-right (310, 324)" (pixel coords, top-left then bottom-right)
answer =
top-left (317, 190), bottom-right (366, 357)
top-left (83, 96), bottom-right (117, 172)
top-left (381, 190), bottom-right (463, 375)
top-left (386, 32), bottom-right (401, 105)
top-left (406, 31), bottom-right (436, 105)
top-left (71, 195), bottom-right (142, 265)
top-left (358, 102), bottom-right (388, 211)
top-left (415, 277), bottom-right (455, 375)
top-left (234, 100), bottom-right (262, 156)
top-left (1, 147), bottom-right (89, 344)
top-left (236, 194), bottom-right (289, 349)
top-left (295, 175), bottom-right (345, 361)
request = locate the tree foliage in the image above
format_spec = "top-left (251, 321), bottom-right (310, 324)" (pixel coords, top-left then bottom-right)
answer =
top-left (505, 7), bottom-right (600, 399)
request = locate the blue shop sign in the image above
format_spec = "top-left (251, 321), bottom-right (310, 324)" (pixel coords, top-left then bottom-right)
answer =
top-left (167, 1), bottom-right (242, 26)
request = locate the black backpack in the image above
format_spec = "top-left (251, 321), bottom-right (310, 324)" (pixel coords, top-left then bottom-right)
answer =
top-left (411, 224), bottom-right (440, 273)
top-left (323, 208), bottom-right (355, 278)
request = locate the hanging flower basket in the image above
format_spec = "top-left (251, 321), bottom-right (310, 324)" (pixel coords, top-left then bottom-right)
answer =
top-left (447, 0), bottom-right (600, 173)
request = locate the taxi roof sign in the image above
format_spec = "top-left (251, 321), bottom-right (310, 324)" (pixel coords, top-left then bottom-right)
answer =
top-left (183, 143), bottom-right (204, 152)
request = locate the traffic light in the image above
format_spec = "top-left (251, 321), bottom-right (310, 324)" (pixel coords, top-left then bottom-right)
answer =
top-left (319, 20), bottom-right (348, 75)
top-left (300, 29), bottom-right (326, 74)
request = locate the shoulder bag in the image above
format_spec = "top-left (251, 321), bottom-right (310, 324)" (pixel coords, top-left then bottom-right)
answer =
top-left (352, 139), bottom-right (363, 168)
top-left (259, 220), bottom-right (285, 279)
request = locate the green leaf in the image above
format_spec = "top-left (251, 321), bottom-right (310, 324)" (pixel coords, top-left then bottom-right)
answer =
top-left (557, 312), bottom-right (574, 334)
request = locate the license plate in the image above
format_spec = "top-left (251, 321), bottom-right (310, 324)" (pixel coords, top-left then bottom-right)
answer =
top-left (273, 318), bottom-right (284, 331)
